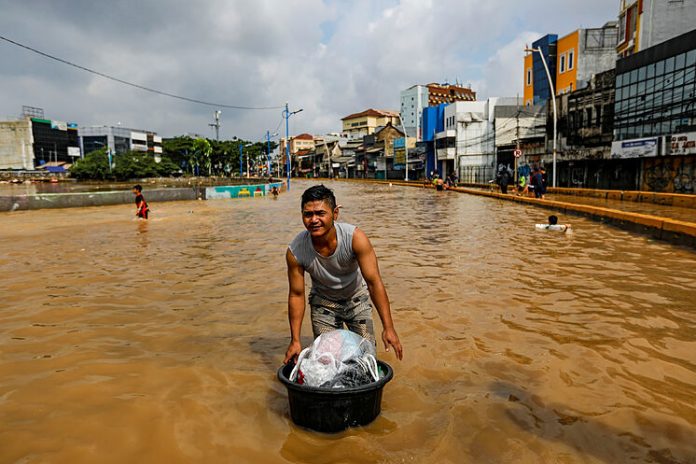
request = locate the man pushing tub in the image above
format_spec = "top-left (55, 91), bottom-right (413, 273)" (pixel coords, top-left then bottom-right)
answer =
top-left (283, 185), bottom-right (403, 364)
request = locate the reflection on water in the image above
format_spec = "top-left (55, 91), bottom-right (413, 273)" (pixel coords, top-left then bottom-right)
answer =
top-left (1, 180), bottom-right (695, 463)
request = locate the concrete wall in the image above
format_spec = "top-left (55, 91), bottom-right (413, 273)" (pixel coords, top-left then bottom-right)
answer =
top-left (639, 0), bottom-right (696, 51)
top-left (0, 119), bottom-right (34, 170)
top-left (0, 187), bottom-right (200, 212)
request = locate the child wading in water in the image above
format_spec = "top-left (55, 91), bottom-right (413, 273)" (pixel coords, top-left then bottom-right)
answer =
top-left (132, 184), bottom-right (150, 219)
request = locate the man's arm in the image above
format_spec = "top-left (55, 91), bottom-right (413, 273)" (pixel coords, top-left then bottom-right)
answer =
top-left (284, 248), bottom-right (306, 364)
top-left (353, 228), bottom-right (403, 360)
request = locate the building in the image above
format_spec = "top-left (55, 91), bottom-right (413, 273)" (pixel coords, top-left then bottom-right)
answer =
top-left (611, 28), bottom-right (696, 192)
top-left (279, 133), bottom-right (315, 159)
top-left (0, 116), bottom-right (80, 171)
top-left (525, 34), bottom-right (558, 105)
top-left (525, 23), bottom-right (617, 104)
top-left (554, 69), bottom-right (624, 188)
top-left (437, 99), bottom-right (514, 183)
top-left (0, 118), bottom-right (34, 170)
top-left (555, 23), bottom-right (619, 95)
top-left (400, 83), bottom-right (476, 140)
top-left (79, 125), bottom-right (162, 158)
top-left (617, 0), bottom-right (696, 58)
top-left (494, 99), bottom-right (547, 177)
top-left (340, 109), bottom-right (400, 140)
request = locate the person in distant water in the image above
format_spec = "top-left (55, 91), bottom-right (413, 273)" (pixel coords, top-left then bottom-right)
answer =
top-left (539, 167), bottom-right (548, 199)
top-left (435, 177), bottom-right (445, 191)
top-left (270, 185), bottom-right (280, 198)
top-left (532, 167), bottom-right (545, 199)
top-left (445, 172), bottom-right (458, 189)
top-left (536, 214), bottom-right (571, 232)
top-left (283, 185), bottom-right (403, 364)
top-left (497, 166), bottom-right (511, 194)
top-left (132, 184), bottom-right (149, 219)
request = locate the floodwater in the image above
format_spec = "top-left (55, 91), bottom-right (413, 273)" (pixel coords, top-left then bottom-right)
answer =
top-left (549, 193), bottom-right (696, 223)
top-left (1, 180), bottom-right (695, 463)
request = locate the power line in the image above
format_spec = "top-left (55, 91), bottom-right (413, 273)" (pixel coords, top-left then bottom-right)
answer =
top-left (0, 34), bottom-right (284, 111)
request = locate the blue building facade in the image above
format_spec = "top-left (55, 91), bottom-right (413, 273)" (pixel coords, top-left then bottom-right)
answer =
top-left (532, 34), bottom-right (558, 105)
top-left (422, 104), bottom-right (447, 176)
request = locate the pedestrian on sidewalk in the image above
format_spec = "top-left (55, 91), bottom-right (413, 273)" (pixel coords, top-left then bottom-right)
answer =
top-left (497, 166), bottom-right (511, 194)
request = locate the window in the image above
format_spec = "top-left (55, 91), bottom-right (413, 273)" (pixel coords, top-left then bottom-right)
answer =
top-left (560, 54), bottom-right (566, 73)
top-left (526, 68), bottom-right (532, 86)
top-left (568, 50), bottom-right (574, 70)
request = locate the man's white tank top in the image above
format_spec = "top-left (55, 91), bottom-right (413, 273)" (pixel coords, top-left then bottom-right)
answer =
top-left (288, 222), bottom-right (366, 301)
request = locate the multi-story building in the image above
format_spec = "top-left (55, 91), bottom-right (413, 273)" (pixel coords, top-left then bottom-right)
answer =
top-left (611, 28), bottom-right (696, 192)
top-left (436, 99), bottom-right (515, 183)
top-left (79, 125), bottom-right (161, 157)
top-left (525, 23), bottom-right (617, 104)
top-left (340, 109), bottom-right (400, 140)
top-left (525, 34), bottom-right (558, 106)
top-left (493, 99), bottom-right (547, 175)
top-left (617, 0), bottom-right (696, 58)
top-left (555, 23), bottom-right (619, 95)
top-left (400, 83), bottom-right (476, 140)
top-left (0, 116), bottom-right (80, 171)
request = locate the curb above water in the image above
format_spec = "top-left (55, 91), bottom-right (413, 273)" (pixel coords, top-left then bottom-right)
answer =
top-left (335, 178), bottom-right (696, 249)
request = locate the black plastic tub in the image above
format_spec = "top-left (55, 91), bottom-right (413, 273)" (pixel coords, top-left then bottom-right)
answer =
top-left (277, 360), bottom-right (393, 433)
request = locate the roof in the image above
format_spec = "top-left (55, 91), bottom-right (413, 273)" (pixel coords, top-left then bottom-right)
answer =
top-left (294, 133), bottom-right (314, 140)
top-left (341, 108), bottom-right (400, 121)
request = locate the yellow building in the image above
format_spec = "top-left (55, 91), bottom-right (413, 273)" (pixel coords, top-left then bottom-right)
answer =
top-left (556, 30), bottom-right (579, 95)
top-left (341, 109), bottom-right (401, 140)
top-left (523, 53), bottom-right (534, 106)
top-left (616, 0), bottom-right (642, 57)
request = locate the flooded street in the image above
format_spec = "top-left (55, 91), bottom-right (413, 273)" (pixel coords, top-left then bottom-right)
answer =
top-left (1, 180), bottom-right (695, 463)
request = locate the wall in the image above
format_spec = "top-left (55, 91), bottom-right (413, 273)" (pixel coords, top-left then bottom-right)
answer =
top-left (641, 154), bottom-right (696, 193)
top-left (639, 0), bottom-right (696, 51)
top-left (0, 119), bottom-right (34, 170)
top-left (576, 27), bottom-right (619, 89)
top-left (0, 187), bottom-right (199, 212)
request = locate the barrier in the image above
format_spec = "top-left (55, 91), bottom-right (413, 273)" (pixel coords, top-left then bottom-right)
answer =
top-left (204, 182), bottom-right (284, 200)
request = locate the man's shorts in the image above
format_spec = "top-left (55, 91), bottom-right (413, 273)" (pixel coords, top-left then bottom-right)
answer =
top-left (309, 288), bottom-right (375, 343)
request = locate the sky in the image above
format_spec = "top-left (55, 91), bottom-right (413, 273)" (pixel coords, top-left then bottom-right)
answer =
top-left (0, 0), bottom-right (619, 142)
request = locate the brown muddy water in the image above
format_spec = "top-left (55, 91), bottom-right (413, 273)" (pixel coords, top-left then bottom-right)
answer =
top-left (1, 180), bottom-right (695, 463)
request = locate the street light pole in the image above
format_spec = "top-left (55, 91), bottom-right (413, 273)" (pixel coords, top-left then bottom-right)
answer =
top-left (398, 114), bottom-right (409, 181)
top-left (283, 103), bottom-right (303, 191)
top-left (526, 46), bottom-right (557, 187)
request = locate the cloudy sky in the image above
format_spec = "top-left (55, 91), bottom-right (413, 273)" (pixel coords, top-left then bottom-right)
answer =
top-left (0, 0), bottom-right (618, 141)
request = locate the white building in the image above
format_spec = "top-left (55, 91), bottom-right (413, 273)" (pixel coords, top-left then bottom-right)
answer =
top-left (437, 98), bottom-right (521, 182)
top-left (79, 125), bottom-right (162, 157)
top-left (400, 83), bottom-right (476, 141)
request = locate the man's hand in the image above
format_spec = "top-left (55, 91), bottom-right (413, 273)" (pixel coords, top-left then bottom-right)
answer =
top-left (284, 340), bottom-right (302, 365)
top-left (381, 328), bottom-right (403, 360)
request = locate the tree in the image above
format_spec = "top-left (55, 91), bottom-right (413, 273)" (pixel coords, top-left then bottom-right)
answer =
top-left (192, 138), bottom-right (212, 176)
top-left (69, 148), bottom-right (111, 180)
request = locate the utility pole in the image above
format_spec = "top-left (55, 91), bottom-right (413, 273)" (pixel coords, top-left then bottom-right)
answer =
top-left (515, 93), bottom-right (520, 187)
top-left (283, 103), bottom-right (303, 190)
top-left (266, 131), bottom-right (272, 176)
top-left (209, 110), bottom-right (221, 141)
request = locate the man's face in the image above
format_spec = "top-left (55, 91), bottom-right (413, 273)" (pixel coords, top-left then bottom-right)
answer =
top-left (302, 200), bottom-right (338, 237)
top-left (132, 189), bottom-right (138, 195)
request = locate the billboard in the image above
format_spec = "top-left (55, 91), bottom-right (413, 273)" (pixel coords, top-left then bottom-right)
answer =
top-left (669, 132), bottom-right (696, 156)
top-left (610, 137), bottom-right (660, 159)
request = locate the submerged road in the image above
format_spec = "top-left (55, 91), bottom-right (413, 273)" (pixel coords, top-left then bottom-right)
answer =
top-left (1, 180), bottom-right (695, 463)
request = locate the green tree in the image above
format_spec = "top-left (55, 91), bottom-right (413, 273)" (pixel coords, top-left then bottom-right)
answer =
top-left (192, 138), bottom-right (212, 176)
top-left (69, 148), bottom-right (111, 180)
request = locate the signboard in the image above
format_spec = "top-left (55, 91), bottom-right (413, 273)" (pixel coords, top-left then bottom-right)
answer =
top-left (394, 147), bottom-right (406, 165)
top-left (610, 137), bottom-right (660, 159)
top-left (513, 149), bottom-right (522, 158)
top-left (67, 147), bottom-right (81, 158)
top-left (50, 120), bottom-right (67, 131)
top-left (670, 132), bottom-right (696, 156)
